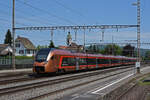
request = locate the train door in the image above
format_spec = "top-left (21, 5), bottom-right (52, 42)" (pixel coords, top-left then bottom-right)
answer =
top-left (76, 57), bottom-right (79, 70)
top-left (96, 58), bottom-right (98, 68)
top-left (109, 58), bottom-right (112, 66)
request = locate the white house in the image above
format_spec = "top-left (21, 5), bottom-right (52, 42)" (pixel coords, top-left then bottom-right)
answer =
top-left (0, 44), bottom-right (13, 56)
top-left (15, 36), bottom-right (36, 56)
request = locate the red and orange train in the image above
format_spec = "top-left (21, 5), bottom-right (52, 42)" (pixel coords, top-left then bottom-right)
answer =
top-left (33, 48), bottom-right (136, 74)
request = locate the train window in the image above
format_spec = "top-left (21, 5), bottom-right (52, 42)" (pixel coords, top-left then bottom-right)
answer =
top-left (111, 59), bottom-right (119, 64)
top-left (62, 58), bottom-right (68, 66)
top-left (68, 58), bottom-right (76, 66)
top-left (123, 59), bottom-right (129, 63)
top-left (61, 57), bottom-right (76, 66)
top-left (79, 58), bottom-right (87, 65)
top-left (122, 59), bottom-right (126, 63)
top-left (97, 59), bottom-right (109, 64)
top-left (87, 58), bottom-right (96, 65)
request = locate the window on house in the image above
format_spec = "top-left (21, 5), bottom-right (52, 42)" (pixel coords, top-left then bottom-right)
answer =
top-left (19, 50), bottom-right (24, 54)
top-left (27, 50), bottom-right (30, 54)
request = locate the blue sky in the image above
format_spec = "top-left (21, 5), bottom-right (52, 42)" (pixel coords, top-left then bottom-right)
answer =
top-left (0, 0), bottom-right (150, 48)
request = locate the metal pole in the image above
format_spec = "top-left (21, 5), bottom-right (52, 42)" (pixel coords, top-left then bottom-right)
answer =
top-left (12, 0), bottom-right (16, 70)
top-left (75, 30), bottom-right (77, 42)
top-left (112, 35), bottom-right (114, 55)
top-left (102, 29), bottom-right (104, 42)
top-left (137, 0), bottom-right (141, 73)
top-left (51, 30), bottom-right (53, 41)
top-left (83, 29), bottom-right (85, 52)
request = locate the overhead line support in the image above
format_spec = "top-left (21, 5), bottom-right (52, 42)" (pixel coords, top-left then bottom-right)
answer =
top-left (12, 0), bottom-right (16, 70)
top-left (15, 25), bottom-right (138, 31)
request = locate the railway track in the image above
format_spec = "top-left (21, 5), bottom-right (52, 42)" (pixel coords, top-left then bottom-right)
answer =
top-left (0, 64), bottom-right (148, 86)
top-left (0, 65), bottom-right (136, 100)
top-left (29, 69), bottom-right (133, 100)
top-left (0, 65), bottom-right (132, 85)
top-left (0, 65), bottom-right (133, 85)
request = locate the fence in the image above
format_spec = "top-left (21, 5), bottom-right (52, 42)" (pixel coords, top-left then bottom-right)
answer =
top-left (0, 58), bottom-right (34, 65)
top-left (0, 58), bottom-right (34, 70)
top-left (0, 59), bottom-right (12, 65)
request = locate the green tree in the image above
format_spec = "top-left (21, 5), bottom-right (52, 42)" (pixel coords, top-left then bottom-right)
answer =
top-left (99, 49), bottom-right (105, 54)
top-left (49, 40), bottom-right (55, 48)
top-left (103, 44), bottom-right (122, 55)
top-left (93, 45), bottom-right (97, 52)
top-left (66, 32), bottom-right (72, 46)
top-left (145, 51), bottom-right (150, 60)
top-left (4, 29), bottom-right (12, 46)
top-left (36, 45), bottom-right (48, 50)
top-left (86, 45), bottom-right (98, 53)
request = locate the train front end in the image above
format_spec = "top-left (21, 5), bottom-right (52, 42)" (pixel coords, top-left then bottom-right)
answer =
top-left (33, 48), bottom-right (53, 73)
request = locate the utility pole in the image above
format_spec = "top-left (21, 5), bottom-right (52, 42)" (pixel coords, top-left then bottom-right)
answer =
top-left (51, 30), bottom-right (53, 41)
top-left (133, 0), bottom-right (141, 73)
top-left (12, 0), bottom-right (16, 69)
top-left (137, 0), bottom-right (141, 73)
top-left (74, 29), bottom-right (77, 43)
top-left (102, 29), bottom-right (104, 42)
top-left (112, 35), bottom-right (114, 55)
top-left (83, 29), bottom-right (86, 52)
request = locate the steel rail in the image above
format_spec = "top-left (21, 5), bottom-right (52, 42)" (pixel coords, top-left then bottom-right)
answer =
top-left (0, 65), bottom-right (133, 96)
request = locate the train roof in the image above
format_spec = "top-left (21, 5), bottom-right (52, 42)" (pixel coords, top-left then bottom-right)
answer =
top-left (51, 49), bottom-right (136, 59)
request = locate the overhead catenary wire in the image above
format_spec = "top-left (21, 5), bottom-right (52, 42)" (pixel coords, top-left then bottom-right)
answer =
top-left (0, 10), bottom-right (49, 26)
top-left (0, 17), bottom-right (28, 26)
top-left (0, 2), bottom-right (56, 26)
top-left (16, 0), bottom-right (77, 25)
top-left (53, 0), bottom-right (85, 17)
top-left (51, 0), bottom-right (89, 23)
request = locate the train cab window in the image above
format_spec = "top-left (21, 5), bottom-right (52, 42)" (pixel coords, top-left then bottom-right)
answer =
top-left (35, 48), bottom-right (51, 62)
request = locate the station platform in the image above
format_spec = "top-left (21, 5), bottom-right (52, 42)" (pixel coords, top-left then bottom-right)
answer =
top-left (0, 68), bottom-right (32, 74)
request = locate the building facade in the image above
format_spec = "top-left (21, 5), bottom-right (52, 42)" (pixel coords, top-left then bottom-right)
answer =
top-left (15, 36), bottom-right (36, 56)
top-left (0, 44), bottom-right (13, 56)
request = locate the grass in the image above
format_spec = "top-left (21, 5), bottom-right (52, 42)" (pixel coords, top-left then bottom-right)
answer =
top-left (138, 74), bottom-right (150, 85)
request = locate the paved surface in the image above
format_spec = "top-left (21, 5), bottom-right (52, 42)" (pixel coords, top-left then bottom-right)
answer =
top-left (0, 68), bottom-right (32, 74)
top-left (59, 66), bottom-right (150, 100)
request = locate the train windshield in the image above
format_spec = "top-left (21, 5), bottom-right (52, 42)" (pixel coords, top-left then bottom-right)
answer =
top-left (35, 48), bottom-right (51, 62)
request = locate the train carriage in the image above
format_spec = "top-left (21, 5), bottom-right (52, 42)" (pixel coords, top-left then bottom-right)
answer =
top-left (33, 48), bottom-right (136, 74)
